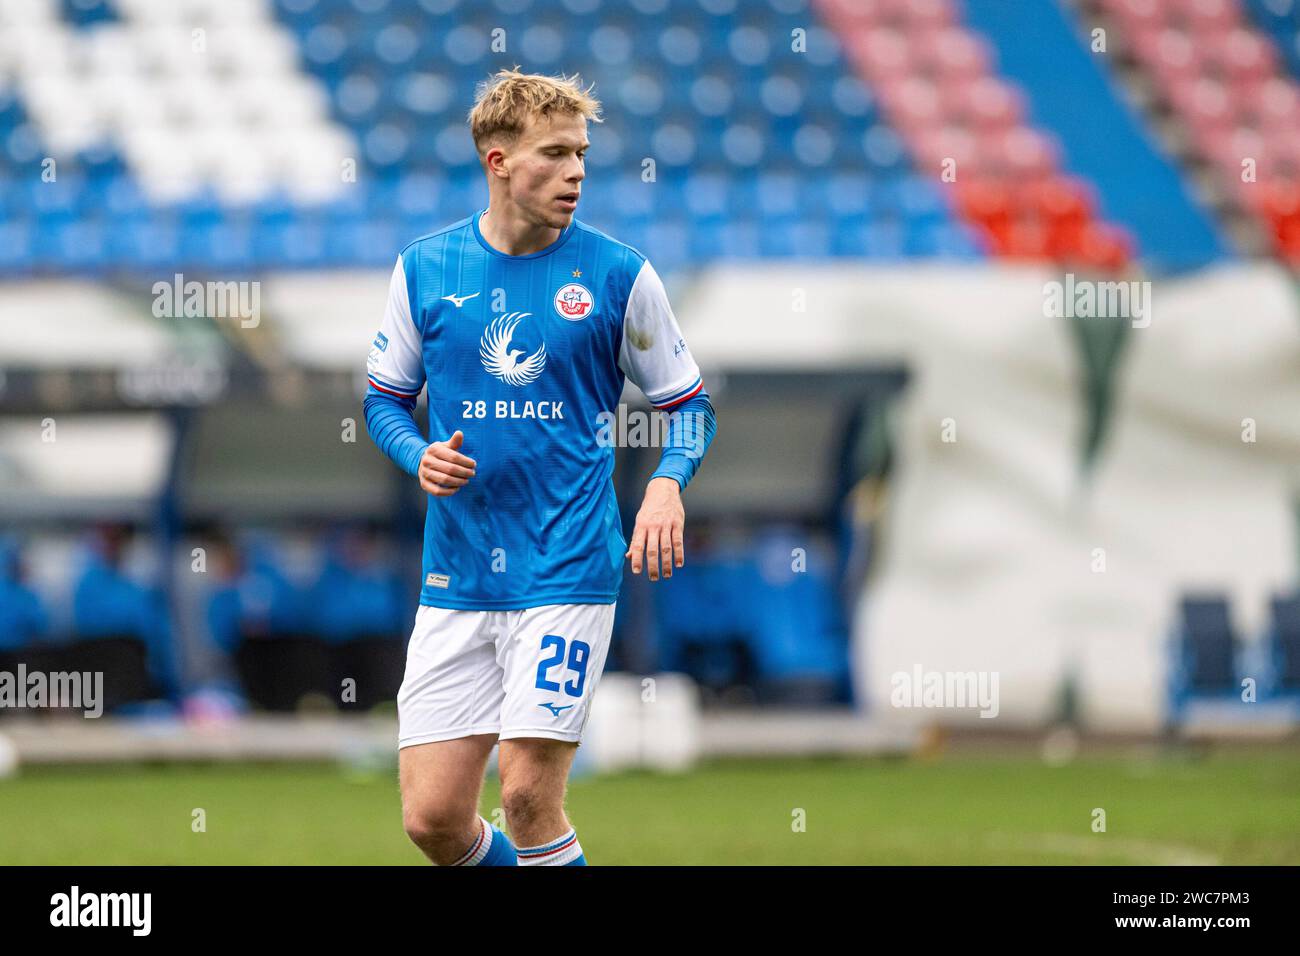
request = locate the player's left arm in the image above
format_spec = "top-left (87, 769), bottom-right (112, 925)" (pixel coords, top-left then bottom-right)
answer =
top-left (363, 254), bottom-right (429, 476)
top-left (617, 259), bottom-right (718, 581)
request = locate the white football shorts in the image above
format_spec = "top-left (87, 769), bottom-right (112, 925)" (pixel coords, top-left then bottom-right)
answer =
top-left (397, 601), bottom-right (616, 749)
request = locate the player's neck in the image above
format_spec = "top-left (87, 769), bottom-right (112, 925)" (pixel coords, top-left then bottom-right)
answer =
top-left (479, 204), bottom-right (562, 257)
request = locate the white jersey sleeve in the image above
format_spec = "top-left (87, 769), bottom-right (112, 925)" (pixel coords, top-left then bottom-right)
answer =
top-left (366, 255), bottom-right (425, 399)
top-left (618, 259), bottom-right (703, 409)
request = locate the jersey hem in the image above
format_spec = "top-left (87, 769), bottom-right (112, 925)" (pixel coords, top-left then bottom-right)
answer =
top-left (418, 591), bottom-right (619, 611)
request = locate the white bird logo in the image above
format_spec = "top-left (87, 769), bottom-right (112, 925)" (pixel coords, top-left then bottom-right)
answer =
top-left (479, 312), bottom-right (546, 386)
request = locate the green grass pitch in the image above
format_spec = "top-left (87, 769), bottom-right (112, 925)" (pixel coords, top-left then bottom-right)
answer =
top-left (1, 751), bottom-right (1296, 865)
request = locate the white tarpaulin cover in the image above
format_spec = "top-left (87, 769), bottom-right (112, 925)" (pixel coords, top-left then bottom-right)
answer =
top-left (680, 261), bottom-right (1300, 731)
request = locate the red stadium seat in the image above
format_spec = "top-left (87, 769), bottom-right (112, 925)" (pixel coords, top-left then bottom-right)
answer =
top-left (1075, 221), bottom-right (1134, 271)
top-left (893, 0), bottom-right (956, 31)
top-left (883, 77), bottom-right (943, 127)
top-left (818, 0), bottom-right (887, 29)
top-left (954, 177), bottom-right (1014, 233)
top-left (1252, 78), bottom-right (1300, 126)
top-left (996, 126), bottom-right (1060, 179)
top-left (951, 76), bottom-right (1025, 130)
top-left (1001, 214), bottom-right (1053, 260)
top-left (1170, 76), bottom-right (1232, 127)
top-left (916, 27), bottom-right (991, 81)
top-left (1182, 0), bottom-right (1241, 32)
top-left (912, 125), bottom-right (978, 170)
top-left (856, 28), bottom-right (912, 81)
top-left (1105, 0), bottom-right (1168, 31)
top-left (1203, 29), bottom-right (1277, 83)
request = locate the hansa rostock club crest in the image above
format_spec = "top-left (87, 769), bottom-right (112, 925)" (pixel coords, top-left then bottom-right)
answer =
top-left (554, 282), bottom-right (593, 321)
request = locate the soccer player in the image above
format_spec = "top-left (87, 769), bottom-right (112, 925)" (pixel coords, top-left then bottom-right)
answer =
top-left (363, 68), bottom-right (717, 866)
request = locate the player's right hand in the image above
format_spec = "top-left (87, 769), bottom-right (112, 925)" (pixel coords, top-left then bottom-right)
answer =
top-left (419, 430), bottom-right (477, 497)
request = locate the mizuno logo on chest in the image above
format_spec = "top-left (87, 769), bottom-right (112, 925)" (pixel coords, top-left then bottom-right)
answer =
top-left (442, 291), bottom-right (480, 308)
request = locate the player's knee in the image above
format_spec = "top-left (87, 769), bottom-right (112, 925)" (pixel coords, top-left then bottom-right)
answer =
top-left (402, 801), bottom-right (466, 854)
top-left (501, 782), bottom-right (552, 830)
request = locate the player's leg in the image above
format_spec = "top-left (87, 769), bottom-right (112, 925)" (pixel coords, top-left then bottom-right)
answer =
top-left (498, 737), bottom-right (585, 864)
top-left (397, 606), bottom-right (516, 865)
top-left (399, 735), bottom-right (504, 864)
top-left (495, 601), bottom-right (616, 865)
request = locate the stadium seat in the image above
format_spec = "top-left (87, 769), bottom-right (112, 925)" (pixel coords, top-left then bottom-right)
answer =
top-left (1176, 595), bottom-right (1239, 694)
top-left (1267, 594), bottom-right (1300, 695)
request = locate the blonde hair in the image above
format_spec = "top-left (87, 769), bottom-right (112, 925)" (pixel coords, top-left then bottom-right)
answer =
top-left (468, 67), bottom-right (602, 159)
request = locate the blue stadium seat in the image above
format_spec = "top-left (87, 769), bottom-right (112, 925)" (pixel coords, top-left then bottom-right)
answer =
top-left (650, 530), bottom-right (849, 702)
top-left (1267, 594), bottom-right (1300, 696)
top-left (1176, 595), bottom-right (1239, 694)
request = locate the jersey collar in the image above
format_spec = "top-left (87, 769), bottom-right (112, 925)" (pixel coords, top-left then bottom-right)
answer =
top-left (472, 208), bottom-right (577, 260)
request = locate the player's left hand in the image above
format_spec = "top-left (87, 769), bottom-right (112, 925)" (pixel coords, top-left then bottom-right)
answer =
top-left (626, 476), bottom-right (685, 581)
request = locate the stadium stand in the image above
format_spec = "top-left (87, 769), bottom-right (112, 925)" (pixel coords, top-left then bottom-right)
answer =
top-left (1089, 0), bottom-right (1300, 263)
top-left (819, 0), bottom-right (1140, 268)
top-left (1, 0), bottom-right (1297, 725)
top-left (964, 0), bottom-right (1232, 271)
top-left (0, 0), bottom-right (989, 277)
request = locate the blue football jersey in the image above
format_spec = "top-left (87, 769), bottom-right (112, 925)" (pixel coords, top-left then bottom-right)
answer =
top-left (366, 210), bottom-right (705, 610)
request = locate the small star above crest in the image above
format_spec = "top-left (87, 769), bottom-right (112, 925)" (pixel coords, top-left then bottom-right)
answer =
top-left (571, 268), bottom-right (582, 278)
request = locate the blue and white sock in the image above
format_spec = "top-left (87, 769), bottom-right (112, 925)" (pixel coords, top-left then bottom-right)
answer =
top-left (516, 827), bottom-right (586, 866)
top-left (451, 816), bottom-right (518, 867)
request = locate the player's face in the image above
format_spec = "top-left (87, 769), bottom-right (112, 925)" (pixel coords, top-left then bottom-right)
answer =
top-left (508, 112), bottom-right (588, 229)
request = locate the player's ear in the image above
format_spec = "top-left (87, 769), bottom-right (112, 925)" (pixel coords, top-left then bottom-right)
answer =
top-left (484, 146), bottom-right (509, 179)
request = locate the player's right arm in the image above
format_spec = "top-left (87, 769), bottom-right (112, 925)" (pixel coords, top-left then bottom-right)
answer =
top-left (362, 254), bottom-right (476, 497)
